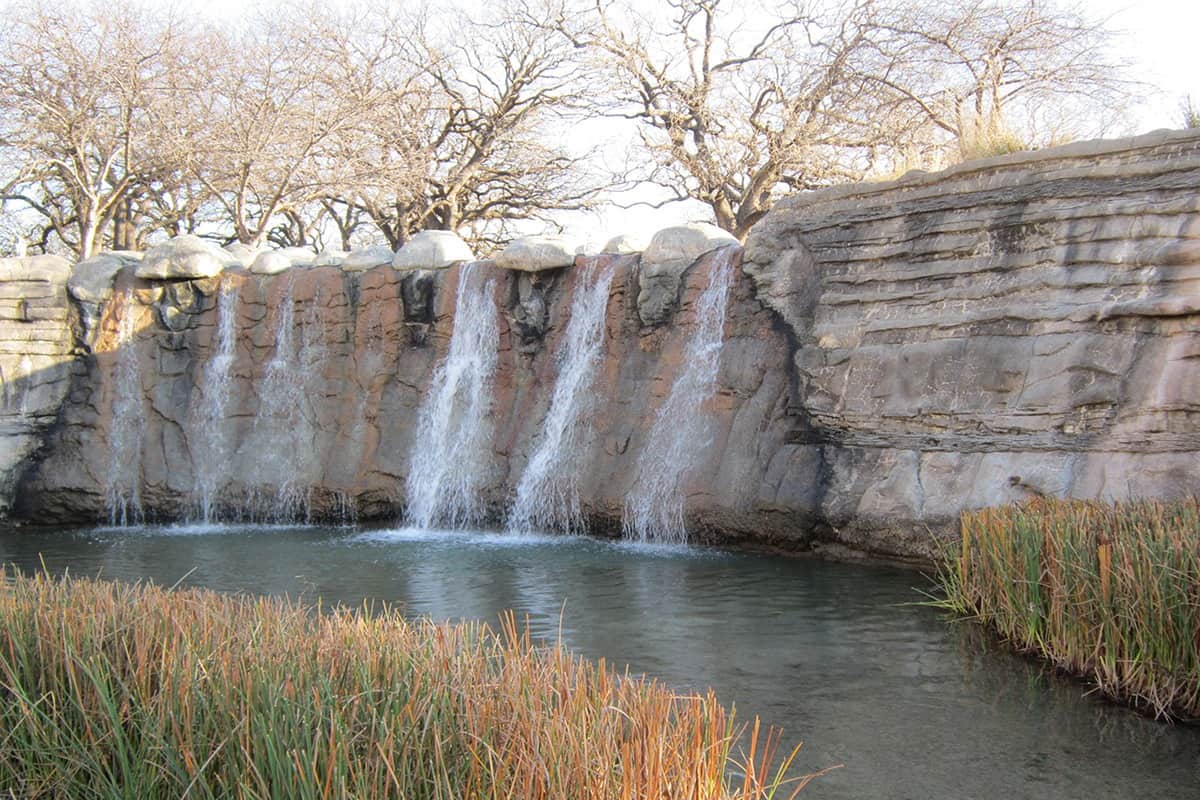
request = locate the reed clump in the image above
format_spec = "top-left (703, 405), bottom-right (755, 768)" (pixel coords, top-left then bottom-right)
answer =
top-left (937, 497), bottom-right (1200, 720)
top-left (0, 570), bottom-right (823, 799)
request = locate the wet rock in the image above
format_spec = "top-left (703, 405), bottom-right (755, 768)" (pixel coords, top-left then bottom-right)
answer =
top-left (638, 224), bottom-right (738, 326)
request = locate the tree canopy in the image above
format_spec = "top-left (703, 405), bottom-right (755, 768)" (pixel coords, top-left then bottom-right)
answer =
top-left (0, 0), bottom-right (1136, 256)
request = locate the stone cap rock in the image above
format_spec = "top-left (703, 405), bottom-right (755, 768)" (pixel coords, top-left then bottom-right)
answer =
top-left (602, 233), bottom-right (649, 254)
top-left (68, 252), bottom-right (143, 304)
top-left (136, 235), bottom-right (238, 280)
top-left (495, 235), bottom-right (580, 272)
top-left (313, 249), bottom-right (348, 267)
top-left (249, 251), bottom-right (294, 275)
top-left (342, 245), bottom-right (395, 272)
top-left (643, 223), bottom-right (738, 266)
top-left (0, 254), bottom-right (72, 284)
top-left (393, 230), bottom-right (475, 271)
top-left (223, 242), bottom-right (261, 267)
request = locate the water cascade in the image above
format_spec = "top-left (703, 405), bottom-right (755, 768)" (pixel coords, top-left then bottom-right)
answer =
top-left (103, 292), bottom-right (145, 525)
top-left (622, 247), bottom-right (737, 543)
top-left (405, 263), bottom-right (499, 529)
top-left (248, 276), bottom-right (313, 521)
top-left (189, 282), bottom-right (238, 522)
top-left (507, 259), bottom-right (617, 533)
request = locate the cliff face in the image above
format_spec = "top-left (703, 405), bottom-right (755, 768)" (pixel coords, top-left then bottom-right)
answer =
top-left (4, 128), bottom-right (1200, 561)
top-left (0, 256), bottom-right (76, 516)
top-left (745, 129), bottom-right (1200, 557)
top-left (15, 251), bottom-right (809, 545)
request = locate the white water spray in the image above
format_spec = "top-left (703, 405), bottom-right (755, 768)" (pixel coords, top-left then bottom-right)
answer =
top-left (507, 259), bottom-right (616, 533)
top-left (248, 275), bottom-right (317, 522)
top-left (405, 263), bottom-right (499, 529)
top-left (622, 247), bottom-right (737, 543)
top-left (104, 293), bottom-right (144, 525)
top-left (190, 283), bottom-right (238, 522)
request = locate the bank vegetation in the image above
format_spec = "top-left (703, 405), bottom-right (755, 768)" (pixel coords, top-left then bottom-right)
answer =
top-left (937, 497), bottom-right (1200, 720)
top-left (0, 570), bottom-right (826, 799)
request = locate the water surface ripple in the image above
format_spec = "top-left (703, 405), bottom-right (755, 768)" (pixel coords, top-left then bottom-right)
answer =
top-left (1, 523), bottom-right (1195, 799)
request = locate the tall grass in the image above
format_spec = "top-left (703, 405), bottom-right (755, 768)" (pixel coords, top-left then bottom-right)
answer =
top-left (0, 571), bottom-right (827, 799)
top-left (936, 497), bottom-right (1200, 720)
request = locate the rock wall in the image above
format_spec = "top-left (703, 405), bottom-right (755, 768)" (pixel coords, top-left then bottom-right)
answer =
top-left (4, 128), bottom-right (1200, 562)
top-left (745, 128), bottom-right (1200, 557)
top-left (13, 251), bottom-right (808, 545)
top-left (0, 256), bottom-right (76, 516)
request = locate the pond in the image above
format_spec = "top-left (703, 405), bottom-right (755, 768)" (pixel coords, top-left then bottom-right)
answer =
top-left (1, 522), bottom-right (1196, 799)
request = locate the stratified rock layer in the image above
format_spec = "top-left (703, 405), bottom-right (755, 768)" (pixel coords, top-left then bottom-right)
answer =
top-left (4, 129), bottom-right (1200, 562)
top-left (0, 255), bottom-right (76, 515)
top-left (745, 128), bottom-right (1200, 557)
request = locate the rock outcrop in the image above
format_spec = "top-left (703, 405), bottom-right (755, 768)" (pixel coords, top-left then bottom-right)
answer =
top-left (638, 224), bottom-right (739, 326)
top-left (393, 231), bottom-right (474, 270)
top-left (0, 255), bottom-right (75, 516)
top-left (136, 235), bottom-right (237, 280)
top-left (15, 249), bottom-right (800, 545)
top-left (4, 129), bottom-right (1200, 563)
top-left (496, 236), bottom-right (579, 272)
top-left (744, 128), bottom-right (1200, 557)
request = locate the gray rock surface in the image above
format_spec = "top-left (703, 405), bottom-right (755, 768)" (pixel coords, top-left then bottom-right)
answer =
top-left (495, 236), bottom-right (579, 272)
top-left (602, 233), bottom-right (648, 254)
top-left (249, 251), bottom-right (297, 275)
top-left (342, 245), bottom-right (394, 272)
top-left (393, 231), bottom-right (475, 270)
top-left (223, 243), bottom-right (261, 267)
top-left (744, 127), bottom-right (1200, 557)
top-left (136, 235), bottom-right (237, 280)
top-left (6, 129), bottom-right (1200, 563)
top-left (68, 252), bottom-right (142, 305)
top-left (0, 254), bottom-right (75, 516)
top-left (638, 224), bottom-right (738, 326)
top-left (313, 249), bottom-right (348, 267)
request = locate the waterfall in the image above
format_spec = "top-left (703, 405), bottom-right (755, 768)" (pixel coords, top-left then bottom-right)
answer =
top-left (104, 292), bottom-right (144, 526)
top-left (189, 282), bottom-right (238, 522)
top-left (622, 247), bottom-right (737, 543)
top-left (507, 259), bottom-right (616, 533)
top-left (405, 263), bottom-right (499, 529)
top-left (248, 275), bottom-right (314, 522)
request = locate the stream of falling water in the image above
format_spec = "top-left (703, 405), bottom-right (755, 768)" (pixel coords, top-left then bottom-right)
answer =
top-left (507, 259), bottom-right (616, 533)
top-left (622, 247), bottom-right (737, 543)
top-left (189, 283), bottom-right (238, 522)
top-left (405, 263), bottom-right (499, 529)
top-left (247, 275), bottom-right (314, 522)
top-left (104, 292), bottom-right (144, 526)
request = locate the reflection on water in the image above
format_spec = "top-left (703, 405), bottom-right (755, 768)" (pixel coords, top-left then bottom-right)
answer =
top-left (1, 523), bottom-right (1196, 800)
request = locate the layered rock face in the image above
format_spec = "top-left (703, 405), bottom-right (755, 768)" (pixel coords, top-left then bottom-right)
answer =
top-left (14, 250), bottom-right (803, 543)
top-left (745, 128), bottom-right (1200, 557)
top-left (0, 256), bottom-right (76, 516)
top-left (4, 128), bottom-right (1199, 561)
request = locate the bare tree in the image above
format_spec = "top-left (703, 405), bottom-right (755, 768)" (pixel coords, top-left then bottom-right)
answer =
top-left (335, 0), bottom-right (603, 251)
top-left (867, 0), bottom-right (1133, 158)
top-left (0, 0), bottom-right (192, 257)
top-left (554, 0), bottom-right (1131, 238)
top-left (552, 0), bottom-right (929, 239)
